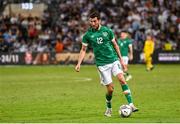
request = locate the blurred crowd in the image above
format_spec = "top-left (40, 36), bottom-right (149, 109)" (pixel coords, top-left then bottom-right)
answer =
top-left (0, 0), bottom-right (179, 53)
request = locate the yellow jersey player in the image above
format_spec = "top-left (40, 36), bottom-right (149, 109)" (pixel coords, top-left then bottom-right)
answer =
top-left (143, 35), bottom-right (155, 71)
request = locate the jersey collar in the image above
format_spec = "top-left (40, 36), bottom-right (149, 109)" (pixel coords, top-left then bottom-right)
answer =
top-left (91, 25), bottom-right (102, 32)
top-left (98, 25), bottom-right (101, 30)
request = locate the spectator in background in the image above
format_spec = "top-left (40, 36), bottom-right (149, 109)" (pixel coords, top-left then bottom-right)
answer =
top-left (163, 41), bottom-right (173, 51)
top-left (55, 38), bottom-right (63, 53)
top-left (28, 25), bottom-right (37, 40)
top-left (0, 0), bottom-right (179, 54)
top-left (33, 40), bottom-right (50, 65)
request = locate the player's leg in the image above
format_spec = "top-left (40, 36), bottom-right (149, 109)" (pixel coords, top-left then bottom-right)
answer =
top-left (116, 73), bottom-right (138, 112)
top-left (123, 64), bottom-right (128, 78)
top-left (124, 64), bottom-right (132, 81)
top-left (117, 74), bottom-right (132, 103)
top-left (98, 65), bottom-right (113, 117)
top-left (145, 53), bottom-right (150, 71)
top-left (147, 55), bottom-right (153, 71)
top-left (122, 56), bottom-right (132, 81)
top-left (149, 56), bottom-right (154, 70)
top-left (104, 83), bottom-right (114, 117)
top-left (111, 61), bottom-right (138, 112)
top-left (106, 83), bottom-right (114, 108)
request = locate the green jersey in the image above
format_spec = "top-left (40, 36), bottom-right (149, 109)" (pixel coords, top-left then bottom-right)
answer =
top-left (82, 26), bottom-right (118, 66)
top-left (117, 38), bottom-right (132, 57)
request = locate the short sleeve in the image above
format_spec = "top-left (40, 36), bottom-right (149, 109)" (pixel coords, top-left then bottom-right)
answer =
top-left (128, 39), bottom-right (132, 45)
top-left (82, 33), bottom-right (89, 46)
top-left (108, 28), bottom-right (115, 41)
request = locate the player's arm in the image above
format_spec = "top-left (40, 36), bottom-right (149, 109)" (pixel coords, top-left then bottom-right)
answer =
top-left (143, 41), bottom-right (147, 53)
top-left (75, 44), bottom-right (87, 72)
top-left (128, 44), bottom-right (133, 61)
top-left (151, 42), bottom-right (155, 54)
top-left (112, 38), bottom-right (127, 71)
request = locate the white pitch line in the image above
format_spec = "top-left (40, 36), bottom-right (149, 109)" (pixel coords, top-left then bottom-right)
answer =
top-left (73, 77), bottom-right (92, 82)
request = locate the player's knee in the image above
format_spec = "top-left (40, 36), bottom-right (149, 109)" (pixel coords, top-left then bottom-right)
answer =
top-left (111, 86), bottom-right (114, 92)
top-left (120, 80), bottom-right (127, 85)
top-left (110, 86), bottom-right (114, 93)
top-left (119, 77), bottom-right (127, 85)
top-left (117, 74), bottom-right (127, 85)
top-left (107, 85), bottom-right (114, 94)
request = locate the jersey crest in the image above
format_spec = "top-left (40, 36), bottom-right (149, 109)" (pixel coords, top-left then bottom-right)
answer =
top-left (103, 32), bottom-right (108, 37)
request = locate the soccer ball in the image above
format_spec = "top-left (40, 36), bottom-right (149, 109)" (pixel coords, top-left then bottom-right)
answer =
top-left (119, 104), bottom-right (132, 117)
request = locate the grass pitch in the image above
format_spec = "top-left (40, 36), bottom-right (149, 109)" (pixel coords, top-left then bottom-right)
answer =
top-left (0, 64), bottom-right (180, 123)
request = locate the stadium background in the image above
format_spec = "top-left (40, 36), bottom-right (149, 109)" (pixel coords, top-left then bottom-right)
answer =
top-left (0, 0), bottom-right (180, 123)
top-left (0, 0), bottom-right (179, 64)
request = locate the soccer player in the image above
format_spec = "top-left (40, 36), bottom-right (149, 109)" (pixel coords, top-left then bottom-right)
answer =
top-left (143, 35), bottom-right (155, 71)
top-left (117, 31), bottom-right (133, 81)
top-left (75, 11), bottom-right (138, 117)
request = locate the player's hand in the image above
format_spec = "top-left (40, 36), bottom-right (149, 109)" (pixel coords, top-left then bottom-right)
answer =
top-left (150, 54), bottom-right (153, 57)
top-left (75, 64), bottom-right (80, 72)
top-left (120, 59), bottom-right (127, 72)
top-left (122, 64), bottom-right (127, 72)
top-left (129, 54), bottom-right (133, 61)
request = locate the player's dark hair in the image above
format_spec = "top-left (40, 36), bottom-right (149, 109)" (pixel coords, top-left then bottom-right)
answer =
top-left (121, 30), bottom-right (128, 33)
top-left (88, 11), bottom-right (100, 20)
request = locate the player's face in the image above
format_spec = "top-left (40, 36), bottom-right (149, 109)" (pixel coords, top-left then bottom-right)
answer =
top-left (89, 17), bottom-right (100, 30)
top-left (120, 32), bottom-right (128, 39)
top-left (147, 36), bottom-right (152, 40)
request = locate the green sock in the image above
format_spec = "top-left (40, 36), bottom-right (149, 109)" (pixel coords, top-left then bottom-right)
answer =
top-left (106, 94), bottom-right (112, 108)
top-left (126, 72), bottom-right (129, 76)
top-left (121, 84), bottom-right (133, 104)
top-left (124, 72), bottom-right (130, 78)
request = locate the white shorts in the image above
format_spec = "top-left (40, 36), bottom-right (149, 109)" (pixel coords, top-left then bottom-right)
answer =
top-left (97, 60), bottom-right (123, 86)
top-left (122, 56), bottom-right (129, 65)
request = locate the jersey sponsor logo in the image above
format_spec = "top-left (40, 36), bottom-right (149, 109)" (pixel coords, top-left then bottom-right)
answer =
top-left (91, 35), bottom-right (95, 38)
top-left (121, 43), bottom-right (123, 46)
